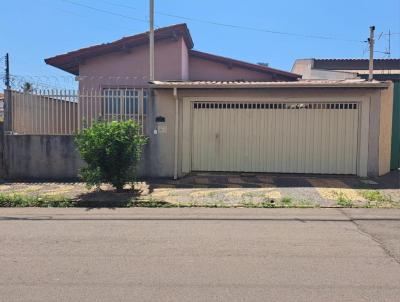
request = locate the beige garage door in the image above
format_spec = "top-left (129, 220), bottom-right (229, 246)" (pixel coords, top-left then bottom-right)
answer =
top-left (191, 101), bottom-right (360, 174)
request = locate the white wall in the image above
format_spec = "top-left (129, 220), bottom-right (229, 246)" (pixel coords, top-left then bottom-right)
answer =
top-left (292, 59), bottom-right (358, 80)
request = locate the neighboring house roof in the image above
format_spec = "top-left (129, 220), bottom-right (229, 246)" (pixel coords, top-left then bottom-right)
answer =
top-left (45, 23), bottom-right (299, 80)
top-left (150, 79), bottom-right (389, 89)
top-left (291, 58), bottom-right (400, 81)
top-left (313, 59), bottom-right (400, 71)
top-left (189, 50), bottom-right (299, 79)
top-left (45, 24), bottom-right (194, 75)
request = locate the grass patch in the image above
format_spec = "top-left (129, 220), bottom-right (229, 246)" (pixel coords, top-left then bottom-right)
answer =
top-left (240, 200), bottom-right (276, 208)
top-left (0, 193), bottom-right (75, 207)
top-left (145, 200), bottom-right (231, 208)
top-left (206, 191), bottom-right (218, 198)
top-left (0, 192), bottom-right (231, 208)
top-left (3, 190), bottom-right (397, 209)
top-left (130, 198), bottom-right (175, 208)
top-left (362, 190), bottom-right (386, 202)
top-left (201, 201), bottom-right (230, 208)
top-left (280, 197), bottom-right (293, 207)
top-left (335, 192), bottom-right (354, 208)
top-left (361, 190), bottom-right (399, 208)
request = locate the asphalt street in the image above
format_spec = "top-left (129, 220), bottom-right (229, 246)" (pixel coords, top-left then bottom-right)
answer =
top-left (0, 208), bottom-right (399, 302)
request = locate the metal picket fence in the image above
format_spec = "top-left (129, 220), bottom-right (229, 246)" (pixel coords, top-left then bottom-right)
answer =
top-left (4, 88), bottom-right (149, 135)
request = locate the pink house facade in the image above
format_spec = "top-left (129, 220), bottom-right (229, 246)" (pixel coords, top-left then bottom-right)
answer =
top-left (44, 24), bottom-right (393, 179)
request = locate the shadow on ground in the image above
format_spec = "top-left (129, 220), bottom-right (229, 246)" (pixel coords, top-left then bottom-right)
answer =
top-left (144, 171), bottom-right (400, 190)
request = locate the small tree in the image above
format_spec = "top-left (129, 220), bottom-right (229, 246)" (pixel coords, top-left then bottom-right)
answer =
top-left (22, 82), bottom-right (33, 93)
top-left (74, 120), bottom-right (148, 191)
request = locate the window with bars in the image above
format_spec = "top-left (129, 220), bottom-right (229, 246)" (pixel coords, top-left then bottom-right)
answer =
top-left (103, 89), bottom-right (148, 115)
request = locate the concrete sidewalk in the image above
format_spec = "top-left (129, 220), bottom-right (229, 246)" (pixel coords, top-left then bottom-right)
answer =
top-left (1, 207), bottom-right (400, 220)
top-left (1, 208), bottom-right (399, 302)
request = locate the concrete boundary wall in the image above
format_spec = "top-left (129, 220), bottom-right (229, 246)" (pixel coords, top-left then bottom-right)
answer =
top-left (1, 134), bottom-right (153, 181)
top-left (4, 135), bottom-right (84, 180)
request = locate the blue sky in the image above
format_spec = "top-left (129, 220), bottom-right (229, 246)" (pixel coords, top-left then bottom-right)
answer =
top-left (1, 0), bottom-right (399, 88)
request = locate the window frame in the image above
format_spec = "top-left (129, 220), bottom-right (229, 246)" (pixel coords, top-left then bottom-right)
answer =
top-left (102, 88), bottom-right (147, 117)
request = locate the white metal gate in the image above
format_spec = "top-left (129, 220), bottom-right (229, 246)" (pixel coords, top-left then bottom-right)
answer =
top-left (191, 101), bottom-right (360, 174)
top-left (5, 88), bottom-right (148, 135)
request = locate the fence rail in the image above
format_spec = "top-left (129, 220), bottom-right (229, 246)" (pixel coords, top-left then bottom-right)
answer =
top-left (5, 88), bottom-right (149, 135)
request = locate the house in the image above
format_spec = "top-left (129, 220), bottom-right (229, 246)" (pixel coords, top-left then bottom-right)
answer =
top-left (4, 24), bottom-right (393, 180)
top-left (45, 24), bottom-right (300, 87)
top-left (292, 58), bottom-right (400, 170)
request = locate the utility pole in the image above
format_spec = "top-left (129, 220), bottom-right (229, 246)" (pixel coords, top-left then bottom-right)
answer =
top-left (4, 53), bottom-right (11, 133)
top-left (149, 0), bottom-right (155, 82)
top-left (368, 26), bottom-right (375, 81)
top-left (5, 53), bottom-right (10, 89)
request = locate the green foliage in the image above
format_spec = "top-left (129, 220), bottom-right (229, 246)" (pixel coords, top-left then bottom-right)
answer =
top-left (74, 120), bottom-right (148, 190)
top-left (240, 200), bottom-right (276, 208)
top-left (280, 197), bottom-right (293, 207)
top-left (335, 192), bottom-right (353, 207)
top-left (362, 190), bottom-right (386, 202)
top-left (361, 190), bottom-right (399, 208)
top-left (0, 193), bottom-right (74, 207)
top-left (22, 82), bottom-right (33, 93)
top-left (129, 198), bottom-right (175, 208)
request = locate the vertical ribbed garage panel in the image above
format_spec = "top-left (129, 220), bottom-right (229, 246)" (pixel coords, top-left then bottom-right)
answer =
top-left (191, 102), bottom-right (359, 175)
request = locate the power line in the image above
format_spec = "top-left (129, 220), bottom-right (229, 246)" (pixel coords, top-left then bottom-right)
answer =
top-left (160, 13), bottom-right (364, 43)
top-left (60, 0), bottom-right (148, 24)
top-left (50, 6), bottom-right (137, 32)
top-left (87, 0), bottom-right (365, 43)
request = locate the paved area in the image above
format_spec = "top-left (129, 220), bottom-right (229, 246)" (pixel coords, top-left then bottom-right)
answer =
top-left (1, 171), bottom-right (399, 207)
top-left (0, 208), bottom-right (399, 302)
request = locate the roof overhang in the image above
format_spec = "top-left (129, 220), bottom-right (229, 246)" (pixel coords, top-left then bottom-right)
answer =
top-left (45, 23), bottom-right (194, 75)
top-left (149, 80), bottom-right (390, 89)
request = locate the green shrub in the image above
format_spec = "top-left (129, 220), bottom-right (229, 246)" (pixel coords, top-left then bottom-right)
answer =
top-left (75, 120), bottom-right (148, 190)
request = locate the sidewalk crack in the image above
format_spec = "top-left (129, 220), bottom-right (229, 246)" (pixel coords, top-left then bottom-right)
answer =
top-left (337, 208), bottom-right (400, 265)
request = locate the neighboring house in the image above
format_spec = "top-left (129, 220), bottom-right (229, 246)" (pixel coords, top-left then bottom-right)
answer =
top-left (292, 58), bottom-right (400, 81)
top-left (8, 23), bottom-right (391, 179)
top-left (292, 58), bottom-right (400, 170)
